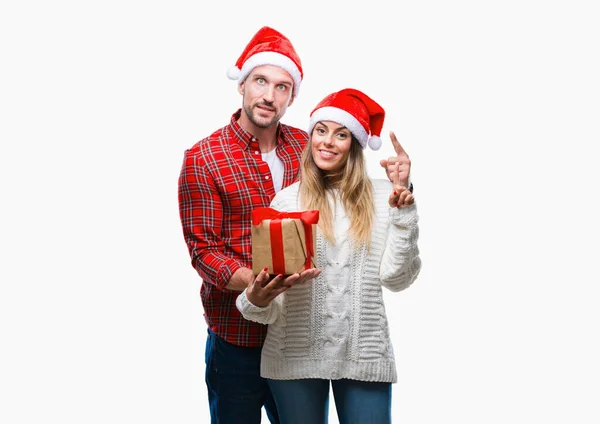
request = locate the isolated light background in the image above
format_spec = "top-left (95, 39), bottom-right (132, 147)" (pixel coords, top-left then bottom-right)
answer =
top-left (1, 0), bottom-right (599, 423)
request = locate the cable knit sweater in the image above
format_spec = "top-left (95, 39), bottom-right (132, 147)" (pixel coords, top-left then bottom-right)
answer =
top-left (236, 179), bottom-right (421, 383)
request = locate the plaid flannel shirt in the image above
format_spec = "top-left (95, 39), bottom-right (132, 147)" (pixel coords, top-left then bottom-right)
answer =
top-left (178, 110), bottom-right (308, 347)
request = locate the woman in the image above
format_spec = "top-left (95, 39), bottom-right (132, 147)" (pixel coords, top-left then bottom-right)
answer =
top-left (236, 88), bottom-right (422, 423)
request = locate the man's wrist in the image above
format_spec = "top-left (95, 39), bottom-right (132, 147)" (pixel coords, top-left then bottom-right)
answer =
top-left (226, 267), bottom-right (255, 291)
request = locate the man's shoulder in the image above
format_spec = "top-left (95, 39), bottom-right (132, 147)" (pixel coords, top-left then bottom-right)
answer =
top-left (279, 123), bottom-right (309, 144)
top-left (183, 126), bottom-right (230, 159)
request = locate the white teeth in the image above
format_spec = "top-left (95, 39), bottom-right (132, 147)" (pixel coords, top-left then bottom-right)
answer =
top-left (320, 150), bottom-right (336, 157)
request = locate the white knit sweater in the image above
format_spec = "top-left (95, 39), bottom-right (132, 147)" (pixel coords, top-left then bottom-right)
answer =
top-left (236, 179), bottom-right (421, 383)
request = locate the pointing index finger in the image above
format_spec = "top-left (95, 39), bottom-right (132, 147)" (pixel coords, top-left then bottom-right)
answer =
top-left (389, 131), bottom-right (406, 156)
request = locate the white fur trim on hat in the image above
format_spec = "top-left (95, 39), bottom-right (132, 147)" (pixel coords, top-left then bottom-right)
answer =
top-left (236, 51), bottom-right (302, 97)
top-left (309, 106), bottom-right (369, 148)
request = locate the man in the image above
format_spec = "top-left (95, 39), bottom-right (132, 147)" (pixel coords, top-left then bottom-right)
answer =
top-left (178, 27), bottom-right (319, 424)
top-left (178, 26), bottom-right (412, 423)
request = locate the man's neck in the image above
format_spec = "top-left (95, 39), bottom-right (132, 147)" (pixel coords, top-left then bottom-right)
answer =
top-left (237, 113), bottom-right (279, 153)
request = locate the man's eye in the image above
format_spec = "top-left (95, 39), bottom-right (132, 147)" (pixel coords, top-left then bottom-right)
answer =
top-left (277, 84), bottom-right (288, 91)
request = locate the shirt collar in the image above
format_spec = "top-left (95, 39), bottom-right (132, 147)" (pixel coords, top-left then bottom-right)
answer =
top-left (229, 109), bottom-right (284, 151)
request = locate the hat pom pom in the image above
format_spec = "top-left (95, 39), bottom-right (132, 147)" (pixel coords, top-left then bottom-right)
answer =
top-left (368, 135), bottom-right (382, 150)
top-left (227, 66), bottom-right (240, 80)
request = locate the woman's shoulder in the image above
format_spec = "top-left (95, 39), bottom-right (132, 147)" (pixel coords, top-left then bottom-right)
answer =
top-left (271, 182), bottom-right (301, 209)
top-left (277, 181), bottom-right (300, 197)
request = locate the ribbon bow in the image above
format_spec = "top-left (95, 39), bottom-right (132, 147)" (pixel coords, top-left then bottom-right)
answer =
top-left (252, 207), bottom-right (319, 225)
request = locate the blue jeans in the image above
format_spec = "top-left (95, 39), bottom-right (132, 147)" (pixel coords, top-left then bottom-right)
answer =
top-left (205, 329), bottom-right (279, 423)
top-left (267, 378), bottom-right (391, 424)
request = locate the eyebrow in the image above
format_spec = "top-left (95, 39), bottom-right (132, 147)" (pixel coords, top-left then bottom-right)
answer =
top-left (316, 121), bottom-right (349, 132)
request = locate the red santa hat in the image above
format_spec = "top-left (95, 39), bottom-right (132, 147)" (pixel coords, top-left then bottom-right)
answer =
top-left (226, 26), bottom-right (303, 98)
top-left (308, 88), bottom-right (385, 150)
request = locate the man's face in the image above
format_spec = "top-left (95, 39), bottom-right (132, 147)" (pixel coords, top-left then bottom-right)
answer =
top-left (238, 65), bottom-right (295, 129)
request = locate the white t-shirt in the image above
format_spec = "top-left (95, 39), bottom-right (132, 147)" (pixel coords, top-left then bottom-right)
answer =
top-left (261, 149), bottom-right (284, 193)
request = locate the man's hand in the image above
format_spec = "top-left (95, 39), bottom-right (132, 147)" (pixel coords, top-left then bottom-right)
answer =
top-left (281, 267), bottom-right (322, 288)
top-left (380, 131), bottom-right (411, 188)
top-left (226, 267), bottom-right (256, 291)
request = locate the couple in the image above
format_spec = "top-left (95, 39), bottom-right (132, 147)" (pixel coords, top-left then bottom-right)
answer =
top-left (178, 26), bottom-right (422, 424)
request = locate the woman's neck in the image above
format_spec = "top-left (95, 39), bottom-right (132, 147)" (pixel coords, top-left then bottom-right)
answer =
top-left (324, 173), bottom-right (342, 189)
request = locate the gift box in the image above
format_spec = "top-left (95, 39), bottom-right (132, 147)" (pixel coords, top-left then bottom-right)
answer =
top-left (251, 207), bottom-right (319, 276)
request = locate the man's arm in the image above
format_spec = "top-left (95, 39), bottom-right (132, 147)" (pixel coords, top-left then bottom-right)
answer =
top-left (178, 150), bottom-right (245, 289)
top-left (226, 267), bottom-right (255, 291)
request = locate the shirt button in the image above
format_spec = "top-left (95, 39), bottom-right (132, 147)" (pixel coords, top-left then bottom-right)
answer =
top-left (265, 176), bottom-right (270, 180)
top-left (251, 137), bottom-right (256, 141)
top-left (255, 150), bottom-right (260, 155)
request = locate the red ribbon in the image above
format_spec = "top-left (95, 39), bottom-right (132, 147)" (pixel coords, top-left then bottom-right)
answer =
top-left (252, 207), bottom-right (319, 274)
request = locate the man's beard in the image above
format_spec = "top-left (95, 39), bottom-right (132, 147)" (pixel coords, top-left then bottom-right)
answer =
top-left (244, 102), bottom-right (280, 129)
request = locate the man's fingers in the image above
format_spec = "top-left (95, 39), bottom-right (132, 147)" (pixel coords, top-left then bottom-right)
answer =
top-left (261, 269), bottom-right (322, 294)
top-left (300, 268), bottom-right (322, 283)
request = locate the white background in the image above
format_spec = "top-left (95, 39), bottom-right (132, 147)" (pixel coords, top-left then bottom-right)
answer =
top-left (1, 0), bottom-right (599, 423)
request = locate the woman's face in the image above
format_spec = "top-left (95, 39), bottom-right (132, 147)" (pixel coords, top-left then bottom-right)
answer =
top-left (311, 121), bottom-right (353, 174)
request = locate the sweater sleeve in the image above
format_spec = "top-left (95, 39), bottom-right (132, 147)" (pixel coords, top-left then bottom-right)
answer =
top-left (235, 290), bottom-right (284, 325)
top-left (379, 203), bottom-right (422, 292)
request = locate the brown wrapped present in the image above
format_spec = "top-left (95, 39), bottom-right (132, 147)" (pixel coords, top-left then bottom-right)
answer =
top-left (251, 207), bottom-right (319, 276)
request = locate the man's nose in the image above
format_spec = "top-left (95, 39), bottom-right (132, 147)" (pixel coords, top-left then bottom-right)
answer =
top-left (262, 85), bottom-right (275, 102)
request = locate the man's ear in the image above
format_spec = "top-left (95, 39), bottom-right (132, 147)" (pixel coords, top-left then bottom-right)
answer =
top-left (288, 93), bottom-right (295, 107)
top-left (237, 82), bottom-right (245, 96)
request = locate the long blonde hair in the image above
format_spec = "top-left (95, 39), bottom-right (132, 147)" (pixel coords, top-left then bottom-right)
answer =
top-left (298, 134), bottom-right (375, 247)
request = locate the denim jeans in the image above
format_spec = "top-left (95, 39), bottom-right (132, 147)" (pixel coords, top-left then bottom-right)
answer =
top-left (267, 378), bottom-right (391, 424)
top-left (205, 329), bottom-right (279, 423)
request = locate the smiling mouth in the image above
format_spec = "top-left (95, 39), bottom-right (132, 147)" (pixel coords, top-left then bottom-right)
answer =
top-left (319, 150), bottom-right (337, 157)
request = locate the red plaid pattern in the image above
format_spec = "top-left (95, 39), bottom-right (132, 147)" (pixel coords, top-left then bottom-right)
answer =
top-left (178, 110), bottom-right (308, 347)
